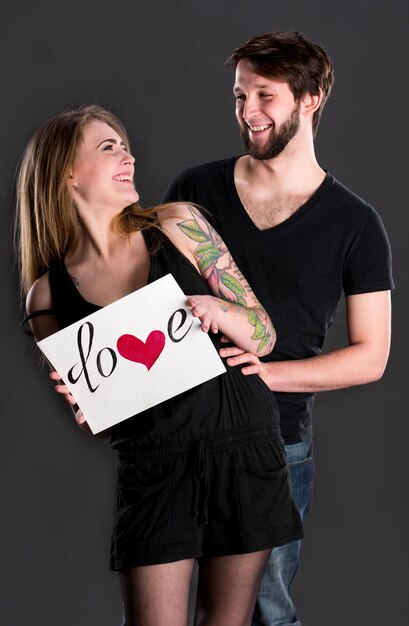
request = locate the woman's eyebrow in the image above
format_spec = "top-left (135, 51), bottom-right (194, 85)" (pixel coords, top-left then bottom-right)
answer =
top-left (96, 138), bottom-right (127, 148)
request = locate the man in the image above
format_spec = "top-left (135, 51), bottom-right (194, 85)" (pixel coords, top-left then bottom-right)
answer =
top-left (162, 32), bottom-right (393, 626)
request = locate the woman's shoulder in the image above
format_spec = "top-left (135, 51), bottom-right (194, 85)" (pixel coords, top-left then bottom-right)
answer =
top-left (157, 202), bottom-right (195, 224)
top-left (26, 273), bottom-right (52, 314)
top-left (158, 203), bottom-right (212, 246)
top-left (156, 203), bottom-right (204, 267)
top-left (26, 272), bottom-right (52, 315)
top-left (25, 272), bottom-right (59, 340)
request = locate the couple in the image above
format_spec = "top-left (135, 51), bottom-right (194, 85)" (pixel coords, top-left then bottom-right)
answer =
top-left (16, 31), bottom-right (393, 626)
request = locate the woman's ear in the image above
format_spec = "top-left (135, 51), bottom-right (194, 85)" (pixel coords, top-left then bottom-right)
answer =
top-left (67, 167), bottom-right (78, 187)
top-left (67, 170), bottom-right (76, 188)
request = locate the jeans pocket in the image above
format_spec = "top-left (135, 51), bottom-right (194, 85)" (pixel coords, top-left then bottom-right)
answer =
top-left (115, 478), bottom-right (173, 546)
top-left (287, 452), bottom-right (315, 518)
top-left (289, 456), bottom-right (313, 468)
top-left (238, 466), bottom-right (291, 529)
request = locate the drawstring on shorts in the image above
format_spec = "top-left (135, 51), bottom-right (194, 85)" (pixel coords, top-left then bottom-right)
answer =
top-left (117, 423), bottom-right (282, 531)
top-left (191, 439), bottom-right (209, 526)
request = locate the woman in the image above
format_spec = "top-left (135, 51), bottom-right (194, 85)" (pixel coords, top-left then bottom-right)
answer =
top-left (16, 105), bottom-right (302, 626)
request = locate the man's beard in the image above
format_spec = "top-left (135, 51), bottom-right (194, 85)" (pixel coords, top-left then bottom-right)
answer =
top-left (240, 102), bottom-right (300, 160)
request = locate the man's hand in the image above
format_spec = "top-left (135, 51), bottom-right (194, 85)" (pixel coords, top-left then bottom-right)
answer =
top-left (219, 336), bottom-right (270, 385)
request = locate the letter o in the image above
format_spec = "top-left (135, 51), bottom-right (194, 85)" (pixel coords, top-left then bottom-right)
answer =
top-left (96, 347), bottom-right (117, 378)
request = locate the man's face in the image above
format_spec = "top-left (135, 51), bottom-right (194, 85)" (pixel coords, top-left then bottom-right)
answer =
top-left (233, 59), bottom-right (301, 160)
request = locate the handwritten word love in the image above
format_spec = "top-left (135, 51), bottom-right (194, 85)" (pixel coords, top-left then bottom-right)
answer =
top-left (67, 308), bottom-right (193, 393)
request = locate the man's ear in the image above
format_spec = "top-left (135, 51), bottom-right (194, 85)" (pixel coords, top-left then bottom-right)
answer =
top-left (301, 88), bottom-right (323, 115)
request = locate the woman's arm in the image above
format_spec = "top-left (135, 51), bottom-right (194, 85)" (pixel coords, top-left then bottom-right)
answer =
top-left (26, 275), bottom-right (110, 437)
top-left (159, 204), bottom-right (276, 356)
top-left (26, 273), bottom-right (60, 340)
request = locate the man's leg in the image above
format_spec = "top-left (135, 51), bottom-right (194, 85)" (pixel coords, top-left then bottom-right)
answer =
top-left (252, 439), bottom-right (315, 626)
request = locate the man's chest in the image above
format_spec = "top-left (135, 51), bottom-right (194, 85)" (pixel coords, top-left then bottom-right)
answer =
top-left (235, 184), bottom-right (311, 229)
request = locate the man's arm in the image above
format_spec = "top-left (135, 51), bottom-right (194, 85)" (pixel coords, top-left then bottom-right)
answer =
top-left (221, 291), bottom-right (391, 392)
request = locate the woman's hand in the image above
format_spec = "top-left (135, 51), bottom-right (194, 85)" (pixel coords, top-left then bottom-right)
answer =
top-left (219, 340), bottom-right (270, 387)
top-left (49, 370), bottom-right (86, 425)
top-left (49, 371), bottom-right (111, 437)
top-left (186, 295), bottom-right (223, 334)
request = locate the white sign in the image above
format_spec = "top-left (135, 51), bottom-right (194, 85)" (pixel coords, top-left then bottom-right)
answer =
top-left (38, 274), bottom-right (226, 433)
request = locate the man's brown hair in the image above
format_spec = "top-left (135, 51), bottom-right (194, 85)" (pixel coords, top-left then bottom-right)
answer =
top-left (227, 32), bottom-right (334, 136)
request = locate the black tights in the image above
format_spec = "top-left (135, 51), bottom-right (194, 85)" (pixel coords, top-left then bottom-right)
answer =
top-left (120, 549), bottom-right (271, 626)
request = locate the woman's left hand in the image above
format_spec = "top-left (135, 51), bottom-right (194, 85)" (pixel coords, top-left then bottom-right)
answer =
top-left (186, 295), bottom-right (222, 334)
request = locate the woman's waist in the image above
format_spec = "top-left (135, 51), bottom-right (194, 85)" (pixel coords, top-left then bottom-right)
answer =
top-left (116, 421), bottom-right (282, 461)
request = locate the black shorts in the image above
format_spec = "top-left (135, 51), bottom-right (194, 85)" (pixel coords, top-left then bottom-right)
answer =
top-left (110, 423), bottom-right (303, 570)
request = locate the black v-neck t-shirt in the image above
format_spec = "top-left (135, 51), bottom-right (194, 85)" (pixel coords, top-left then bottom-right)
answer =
top-left (163, 157), bottom-right (394, 443)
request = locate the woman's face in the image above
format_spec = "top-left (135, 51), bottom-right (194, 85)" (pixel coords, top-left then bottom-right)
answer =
top-left (69, 119), bottom-right (139, 212)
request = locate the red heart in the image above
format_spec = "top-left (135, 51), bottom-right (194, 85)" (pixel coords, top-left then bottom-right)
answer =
top-left (116, 330), bottom-right (166, 371)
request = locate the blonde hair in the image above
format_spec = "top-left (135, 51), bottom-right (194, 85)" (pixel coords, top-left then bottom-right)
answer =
top-left (15, 104), bottom-right (160, 296)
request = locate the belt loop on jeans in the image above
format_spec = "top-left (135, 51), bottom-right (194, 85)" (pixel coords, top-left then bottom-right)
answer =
top-left (191, 439), bottom-right (209, 526)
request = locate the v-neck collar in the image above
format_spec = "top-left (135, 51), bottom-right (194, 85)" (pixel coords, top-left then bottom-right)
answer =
top-left (226, 156), bottom-right (334, 237)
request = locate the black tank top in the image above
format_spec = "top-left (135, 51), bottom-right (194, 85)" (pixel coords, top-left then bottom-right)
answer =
top-left (48, 228), bottom-right (280, 450)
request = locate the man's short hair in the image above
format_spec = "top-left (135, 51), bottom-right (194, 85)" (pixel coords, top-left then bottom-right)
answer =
top-left (227, 32), bottom-right (334, 136)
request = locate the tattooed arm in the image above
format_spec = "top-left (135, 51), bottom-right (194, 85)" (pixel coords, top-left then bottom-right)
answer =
top-left (159, 203), bottom-right (276, 357)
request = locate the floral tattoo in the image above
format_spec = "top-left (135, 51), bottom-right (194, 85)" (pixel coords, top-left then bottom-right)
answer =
top-left (177, 206), bottom-right (275, 353)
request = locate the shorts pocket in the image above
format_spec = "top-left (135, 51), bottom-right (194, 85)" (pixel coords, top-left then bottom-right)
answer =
top-left (238, 465), bottom-right (291, 529)
top-left (115, 477), bottom-right (173, 546)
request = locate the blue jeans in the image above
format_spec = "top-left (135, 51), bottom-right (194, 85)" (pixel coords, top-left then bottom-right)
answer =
top-left (251, 438), bottom-right (315, 626)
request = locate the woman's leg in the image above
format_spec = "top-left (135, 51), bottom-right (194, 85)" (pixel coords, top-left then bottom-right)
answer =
top-left (194, 549), bottom-right (271, 626)
top-left (119, 558), bottom-right (196, 626)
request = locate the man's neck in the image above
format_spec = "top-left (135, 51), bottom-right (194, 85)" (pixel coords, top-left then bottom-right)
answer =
top-left (238, 141), bottom-right (325, 193)
top-left (234, 143), bottom-right (327, 230)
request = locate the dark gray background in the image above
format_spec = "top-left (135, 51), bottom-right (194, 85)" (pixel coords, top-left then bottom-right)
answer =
top-left (1, 1), bottom-right (408, 624)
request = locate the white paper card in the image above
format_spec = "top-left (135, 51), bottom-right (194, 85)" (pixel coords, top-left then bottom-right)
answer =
top-left (38, 274), bottom-right (226, 433)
